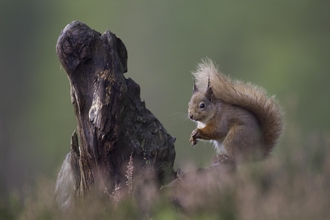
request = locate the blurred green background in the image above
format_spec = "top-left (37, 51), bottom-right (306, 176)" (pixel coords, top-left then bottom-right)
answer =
top-left (1, 0), bottom-right (329, 201)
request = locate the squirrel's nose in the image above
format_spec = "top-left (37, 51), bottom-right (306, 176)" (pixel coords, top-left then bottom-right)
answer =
top-left (189, 113), bottom-right (193, 120)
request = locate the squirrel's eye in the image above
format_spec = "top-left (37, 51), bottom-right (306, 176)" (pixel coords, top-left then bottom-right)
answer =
top-left (199, 103), bottom-right (205, 109)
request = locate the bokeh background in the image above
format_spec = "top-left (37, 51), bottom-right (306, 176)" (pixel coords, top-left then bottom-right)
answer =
top-left (1, 0), bottom-right (329, 203)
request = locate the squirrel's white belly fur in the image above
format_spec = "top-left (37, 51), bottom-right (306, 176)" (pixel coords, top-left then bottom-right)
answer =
top-left (212, 140), bottom-right (228, 155)
top-left (197, 122), bottom-right (228, 155)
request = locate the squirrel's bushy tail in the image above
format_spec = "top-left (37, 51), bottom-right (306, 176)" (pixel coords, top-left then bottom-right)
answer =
top-left (192, 59), bottom-right (283, 158)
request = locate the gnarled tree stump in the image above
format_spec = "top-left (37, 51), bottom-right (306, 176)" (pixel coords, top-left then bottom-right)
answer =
top-left (55, 21), bottom-right (176, 210)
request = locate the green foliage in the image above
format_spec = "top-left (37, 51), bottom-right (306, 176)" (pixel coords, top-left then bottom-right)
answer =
top-left (0, 193), bottom-right (21, 220)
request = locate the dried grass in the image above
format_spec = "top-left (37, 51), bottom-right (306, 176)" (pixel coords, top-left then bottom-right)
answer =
top-left (2, 122), bottom-right (330, 220)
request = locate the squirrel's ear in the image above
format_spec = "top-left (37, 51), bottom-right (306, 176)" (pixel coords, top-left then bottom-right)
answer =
top-left (206, 86), bottom-right (214, 102)
top-left (193, 80), bottom-right (198, 93)
top-left (206, 78), bottom-right (214, 101)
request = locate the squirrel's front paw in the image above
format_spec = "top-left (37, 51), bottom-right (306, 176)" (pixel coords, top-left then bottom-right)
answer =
top-left (189, 136), bottom-right (198, 146)
top-left (189, 129), bottom-right (200, 146)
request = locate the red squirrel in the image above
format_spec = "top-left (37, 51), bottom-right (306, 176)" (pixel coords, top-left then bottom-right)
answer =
top-left (188, 59), bottom-right (283, 164)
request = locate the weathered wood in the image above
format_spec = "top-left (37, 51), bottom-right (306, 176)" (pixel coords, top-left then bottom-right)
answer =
top-left (56, 21), bottom-right (176, 200)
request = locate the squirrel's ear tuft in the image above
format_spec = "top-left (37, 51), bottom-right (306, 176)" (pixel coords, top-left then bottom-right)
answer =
top-left (193, 80), bottom-right (198, 93)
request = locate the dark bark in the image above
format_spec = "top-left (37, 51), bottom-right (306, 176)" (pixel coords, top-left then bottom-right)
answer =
top-left (56, 21), bottom-right (176, 197)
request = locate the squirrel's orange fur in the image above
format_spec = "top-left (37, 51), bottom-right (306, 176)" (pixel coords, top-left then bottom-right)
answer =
top-left (188, 59), bottom-right (283, 164)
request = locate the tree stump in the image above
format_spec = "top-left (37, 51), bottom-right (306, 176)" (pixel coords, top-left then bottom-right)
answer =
top-left (55, 21), bottom-right (176, 209)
